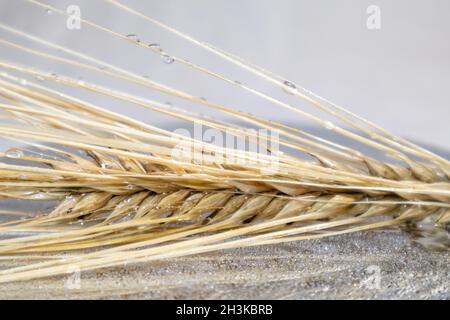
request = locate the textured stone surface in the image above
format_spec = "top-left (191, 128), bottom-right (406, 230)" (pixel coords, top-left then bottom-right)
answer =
top-left (0, 230), bottom-right (448, 300)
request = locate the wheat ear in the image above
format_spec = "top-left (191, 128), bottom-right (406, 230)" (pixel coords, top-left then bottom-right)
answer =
top-left (0, 0), bottom-right (448, 283)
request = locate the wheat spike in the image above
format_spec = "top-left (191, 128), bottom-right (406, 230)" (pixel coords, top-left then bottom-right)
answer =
top-left (0, 0), bottom-right (448, 283)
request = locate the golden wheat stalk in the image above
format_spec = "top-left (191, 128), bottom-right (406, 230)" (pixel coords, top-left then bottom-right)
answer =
top-left (0, 0), bottom-right (448, 283)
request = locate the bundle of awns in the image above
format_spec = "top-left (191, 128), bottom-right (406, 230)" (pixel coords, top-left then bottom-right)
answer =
top-left (0, 0), bottom-right (448, 283)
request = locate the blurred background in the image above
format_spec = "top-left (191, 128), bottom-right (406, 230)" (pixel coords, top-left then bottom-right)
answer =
top-left (0, 0), bottom-right (449, 151)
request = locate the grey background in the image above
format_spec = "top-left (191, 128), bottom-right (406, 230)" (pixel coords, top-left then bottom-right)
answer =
top-left (0, 0), bottom-right (449, 150)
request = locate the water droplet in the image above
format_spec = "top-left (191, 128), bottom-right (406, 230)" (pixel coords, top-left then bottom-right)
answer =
top-left (324, 121), bottom-right (335, 130)
top-left (46, 8), bottom-right (52, 15)
top-left (282, 81), bottom-right (297, 95)
top-left (77, 78), bottom-right (85, 86)
top-left (148, 43), bottom-right (162, 51)
top-left (50, 73), bottom-right (61, 82)
top-left (126, 34), bottom-right (140, 42)
top-left (5, 149), bottom-right (24, 159)
top-left (161, 53), bottom-right (174, 64)
top-left (100, 162), bottom-right (109, 169)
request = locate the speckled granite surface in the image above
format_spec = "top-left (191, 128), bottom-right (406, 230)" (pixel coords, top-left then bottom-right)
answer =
top-left (0, 230), bottom-right (448, 299)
